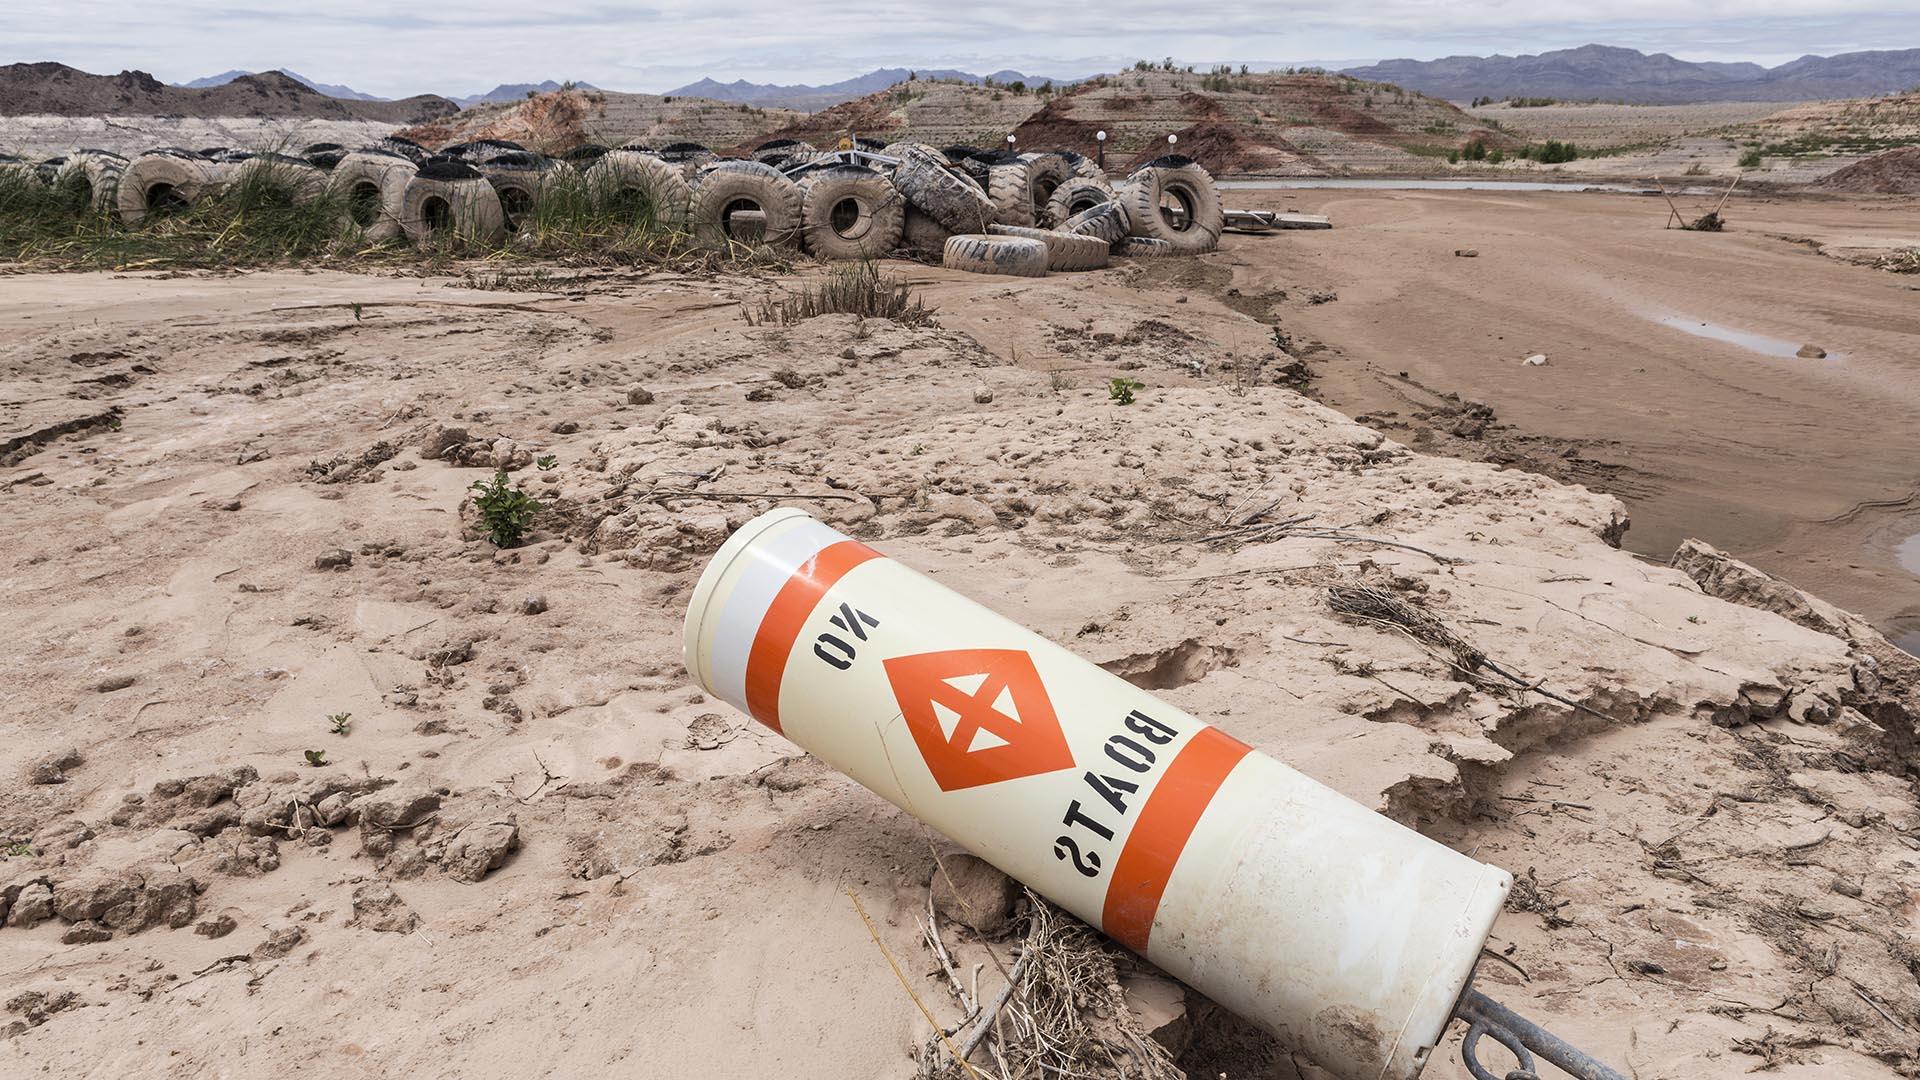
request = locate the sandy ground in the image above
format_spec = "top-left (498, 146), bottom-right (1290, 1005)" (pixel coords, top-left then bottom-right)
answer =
top-left (1210, 188), bottom-right (1920, 646)
top-left (1, 247), bottom-right (1919, 1080)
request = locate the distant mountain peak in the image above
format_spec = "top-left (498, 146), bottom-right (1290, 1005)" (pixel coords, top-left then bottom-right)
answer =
top-left (176, 68), bottom-right (385, 101)
top-left (661, 66), bottom-right (1078, 111)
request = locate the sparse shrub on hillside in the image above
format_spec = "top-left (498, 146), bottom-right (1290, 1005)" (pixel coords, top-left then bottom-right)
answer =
top-left (1739, 149), bottom-right (1763, 168)
top-left (1487, 149), bottom-right (1504, 164)
top-left (469, 471), bottom-right (540, 547)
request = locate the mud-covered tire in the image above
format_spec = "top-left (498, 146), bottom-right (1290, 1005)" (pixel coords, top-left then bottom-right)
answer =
top-left (942, 234), bottom-right (1048, 277)
top-left (475, 158), bottom-right (558, 232)
top-left (116, 151), bottom-right (230, 225)
top-left (1019, 153), bottom-right (1075, 218)
top-left (798, 167), bottom-right (904, 260)
top-left (0, 153), bottom-right (38, 185)
top-left (1043, 177), bottom-right (1113, 228)
top-left (377, 136), bottom-right (430, 163)
top-left (328, 149), bottom-right (417, 241)
top-left (691, 160), bottom-right (803, 250)
top-left (51, 150), bottom-right (125, 213)
top-left (399, 163), bottom-right (506, 247)
top-left (889, 143), bottom-right (993, 233)
top-left (986, 223), bottom-right (1109, 272)
top-left (899, 208), bottom-right (954, 257)
top-left (583, 150), bottom-right (692, 229)
top-left (230, 154), bottom-right (326, 204)
top-left (1061, 200), bottom-right (1130, 250)
top-left (1117, 236), bottom-right (1174, 258)
top-left (986, 160), bottom-right (1035, 227)
top-left (1059, 150), bottom-right (1106, 184)
top-left (1122, 162), bottom-right (1223, 254)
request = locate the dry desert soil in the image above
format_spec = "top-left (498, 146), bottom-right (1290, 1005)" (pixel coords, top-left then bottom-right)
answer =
top-left (3, 190), bottom-right (1920, 1080)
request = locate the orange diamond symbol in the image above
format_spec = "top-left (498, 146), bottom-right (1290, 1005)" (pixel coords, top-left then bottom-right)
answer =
top-left (884, 648), bottom-right (1076, 791)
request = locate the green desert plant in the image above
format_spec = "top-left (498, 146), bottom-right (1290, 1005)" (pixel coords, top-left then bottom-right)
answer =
top-left (1108, 377), bottom-right (1145, 405)
top-left (749, 261), bottom-right (935, 326)
top-left (328, 712), bottom-right (352, 735)
top-left (1738, 148), bottom-right (1764, 168)
top-left (304, 749), bottom-right (329, 767)
top-left (469, 470), bottom-right (541, 547)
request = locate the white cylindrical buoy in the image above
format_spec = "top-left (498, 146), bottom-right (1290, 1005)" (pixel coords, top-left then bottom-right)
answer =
top-left (683, 509), bottom-right (1512, 1080)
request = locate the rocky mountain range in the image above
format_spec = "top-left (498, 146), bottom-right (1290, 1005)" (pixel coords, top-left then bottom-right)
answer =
top-left (1341, 44), bottom-right (1920, 103)
top-left (664, 67), bottom-right (1076, 111)
top-left (0, 64), bottom-right (456, 121)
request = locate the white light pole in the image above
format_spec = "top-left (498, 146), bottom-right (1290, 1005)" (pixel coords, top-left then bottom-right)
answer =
top-left (1096, 129), bottom-right (1107, 169)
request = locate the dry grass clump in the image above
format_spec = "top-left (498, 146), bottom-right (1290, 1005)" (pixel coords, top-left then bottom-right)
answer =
top-left (1879, 247), bottom-right (1920, 273)
top-left (747, 261), bottom-right (935, 326)
top-left (920, 892), bottom-right (1182, 1080)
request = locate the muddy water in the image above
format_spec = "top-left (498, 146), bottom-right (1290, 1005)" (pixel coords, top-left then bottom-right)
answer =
top-left (1653, 314), bottom-right (1842, 361)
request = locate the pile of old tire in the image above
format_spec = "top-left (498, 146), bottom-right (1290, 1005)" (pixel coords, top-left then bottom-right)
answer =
top-left (327, 147), bottom-right (419, 241)
top-left (985, 223), bottom-right (1109, 272)
top-left (300, 143), bottom-right (349, 170)
top-left (797, 165), bottom-right (903, 260)
top-left (751, 139), bottom-right (813, 169)
top-left (583, 149), bottom-right (692, 230)
top-left (941, 234), bottom-right (1047, 277)
top-left (886, 142), bottom-right (992, 256)
top-left (657, 142), bottom-right (715, 175)
top-left (1118, 156), bottom-right (1223, 255)
top-left (116, 148), bottom-right (232, 224)
top-left (398, 158), bottom-right (506, 247)
top-left (1043, 177), bottom-right (1113, 227)
top-left (689, 159), bottom-right (802, 251)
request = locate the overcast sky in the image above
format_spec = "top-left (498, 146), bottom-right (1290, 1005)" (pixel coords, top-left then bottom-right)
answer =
top-left (7, 1), bottom-right (1918, 98)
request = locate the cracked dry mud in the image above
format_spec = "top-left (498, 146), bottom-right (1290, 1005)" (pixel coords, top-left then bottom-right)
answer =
top-left (1, 255), bottom-right (1918, 1080)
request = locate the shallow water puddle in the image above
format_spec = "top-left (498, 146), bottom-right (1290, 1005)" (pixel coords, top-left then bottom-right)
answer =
top-left (1653, 314), bottom-right (1841, 361)
top-left (1899, 532), bottom-right (1920, 577)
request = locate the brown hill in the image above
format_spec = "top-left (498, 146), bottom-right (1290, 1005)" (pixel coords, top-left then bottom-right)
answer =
top-left (740, 70), bottom-right (1504, 176)
top-left (1013, 70), bottom-right (1507, 175)
top-left (1814, 145), bottom-right (1920, 193)
top-left (0, 63), bottom-right (456, 123)
top-left (397, 88), bottom-right (801, 153)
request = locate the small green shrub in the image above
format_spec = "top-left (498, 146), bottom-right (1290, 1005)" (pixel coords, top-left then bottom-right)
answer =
top-left (1109, 377), bottom-right (1144, 405)
top-left (328, 712), bottom-right (352, 735)
top-left (749, 261), bottom-right (934, 326)
top-left (1738, 149), bottom-right (1763, 168)
top-left (304, 749), bottom-right (329, 767)
top-left (469, 470), bottom-right (541, 547)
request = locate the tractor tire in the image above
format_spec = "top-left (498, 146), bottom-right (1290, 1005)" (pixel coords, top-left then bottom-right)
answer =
top-left (798, 166), bottom-right (904, 260)
top-left (1059, 149), bottom-right (1106, 183)
top-left (301, 142), bottom-right (349, 170)
top-left (1018, 152), bottom-right (1075, 218)
top-left (1043, 177), bottom-right (1113, 228)
top-left (328, 149), bottom-right (417, 241)
top-left (51, 150), bottom-right (125, 213)
top-left (889, 143), bottom-right (993, 233)
top-left (986, 223), bottom-right (1109, 272)
top-left (985, 159), bottom-right (1035, 227)
top-left (1117, 236), bottom-right (1175, 258)
top-left (1060, 199), bottom-right (1130, 249)
top-left (691, 160), bottom-right (803, 250)
top-left (399, 162), bottom-right (506, 247)
top-left (377, 136), bottom-right (430, 163)
top-left (116, 151), bottom-right (230, 225)
top-left (583, 150), bottom-right (693, 229)
top-left (900, 207), bottom-right (954, 257)
top-left (476, 157), bottom-right (558, 232)
top-left (1121, 161), bottom-right (1224, 254)
top-left (941, 234), bottom-right (1047, 277)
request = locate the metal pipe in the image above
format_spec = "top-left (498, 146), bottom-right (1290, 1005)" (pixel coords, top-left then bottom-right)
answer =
top-left (1454, 989), bottom-right (1629, 1080)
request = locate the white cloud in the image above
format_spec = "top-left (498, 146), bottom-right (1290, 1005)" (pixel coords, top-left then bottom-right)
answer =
top-left (4, 1), bottom-right (1916, 97)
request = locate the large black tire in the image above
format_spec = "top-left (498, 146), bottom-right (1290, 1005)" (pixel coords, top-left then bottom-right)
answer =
top-left (889, 143), bottom-right (993, 233)
top-left (942, 234), bottom-right (1047, 277)
top-left (399, 163), bottom-right (506, 247)
top-left (301, 143), bottom-right (349, 170)
top-left (328, 149), bottom-right (417, 241)
top-left (116, 151), bottom-right (230, 225)
top-left (899, 208), bottom-right (954, 257)
top-left (987, 223), bottom-right (1109, 272)
top-left (1043, 177), bottom-right (1113, 228)
top-left (1057, 149), bottom-right (1107, 184)
top-left (378, 136), bottom-right (430, 163)
top-left (798, 167), bottom-right (904, 260)
top-left (1061, 200), bottom-right (1130, 250)
top-left (691, 160), bottom-right (803, 250)
top-left (986, 160), bottom-right (1035, 227)
top-left (1122, 162), bottom-right (1224, 254)
top-left (583, 150), bottom-right (692, 230)
top-left (51, 150), bottom-right (125, 213)
top-left (1019, 153), bottom-right (1075, 219)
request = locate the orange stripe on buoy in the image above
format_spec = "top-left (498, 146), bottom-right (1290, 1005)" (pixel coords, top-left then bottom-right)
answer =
top-left (743, 539), bottom-right (882, 733)
top-left (1101, 726), bottom-right (1253, 954)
